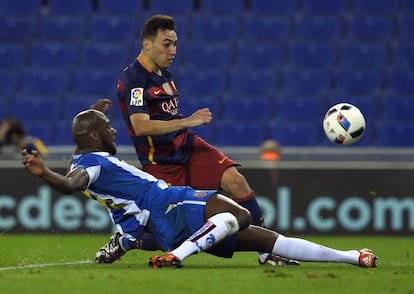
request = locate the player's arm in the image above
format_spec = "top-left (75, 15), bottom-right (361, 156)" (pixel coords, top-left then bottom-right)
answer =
top-left (22, 149), bottom-right (89, 194)
top-left (130, 108), bottom-right (213, 136)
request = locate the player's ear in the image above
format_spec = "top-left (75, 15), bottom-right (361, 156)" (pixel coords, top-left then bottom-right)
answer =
top-left (89, 130), bottom-right (100, 142)
top-left (143, 39), bottom-right (152, 51)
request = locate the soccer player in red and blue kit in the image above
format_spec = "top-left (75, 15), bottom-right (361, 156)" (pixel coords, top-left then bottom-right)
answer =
top-left (95, 14), bottom-right (297, 265)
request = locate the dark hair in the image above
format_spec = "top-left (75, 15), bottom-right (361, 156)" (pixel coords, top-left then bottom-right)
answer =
top-left (141, 15), bottom-right (176, 41)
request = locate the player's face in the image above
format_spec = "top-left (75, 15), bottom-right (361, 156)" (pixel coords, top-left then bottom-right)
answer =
top-left (97, 115), bottom-right (117, 155)
top-left (150, 29), bottom-right (177, 69)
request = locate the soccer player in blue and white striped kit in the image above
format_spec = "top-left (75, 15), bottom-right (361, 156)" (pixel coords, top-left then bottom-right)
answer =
top-left (21, 109), bottom-right (377, 269)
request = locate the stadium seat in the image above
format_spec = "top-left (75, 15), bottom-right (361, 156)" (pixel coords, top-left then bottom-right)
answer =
top-left (0, 0), bottom-right (42, 16)
top-left (192, 17), bottom-right (241, 42)
top-left (199, 0), bottom-right (245, 15)
top-left (327, 96), bottom-right (379, 126)
top-left (382, 97), bottom-right (414, 122)
top-left (346, 16), bottom-right (394, 42)
top-left (179, 96), bottom-right (221, 118)
top-left (0, 44), bottom-right (26, 67)
top-left (333, 70), bottom-right (384, 96)
top-left (301, 0), bottom-right (348, 16)
top-left (393, 43), bottom-right (414, 68)
top-left (12, 97), bottom-right (60, 122)
top-left (398, 16), bottom-right (414, 41)
top-left (236, 43), bottom-right (285, 68)
top-left (228, 69), bottom-right (279, 96)
top-left (387, 69), bottom-right (414, 95)
top-left (281, 69), bottom-right (331, 96)
top-left (184, 43), bottom-right (234, 69)
top-left (88, 16), bottom-right (138, 42)
top-left (352, 0), bottom-right (400, 16)
top-left (175, 69), bottom-right (225, 96)
top-left (375, 122), bottom-right (414, 146)
top-left (250, 0), bottom-right (297, 16)
top-left (38, 16), bottom-right (87, 42)
top-left (25, 122), bottom-right (55, 145)
top-left (294, 16), bottom-right (344, 42)
top-left (290, 43), bottom-right (337, 69)
top-left (268, 121), bottom-right (320, 146)
top-left (48, 0), bottom-right (93, 15)
top-left (147, 0), bottom-right (193, 15)
top-left (341, 43), bottom-right (389, 69)
top-left (54, 121), bottom-right (74, 145)
top-left (20, 69), bottom-right (70, 95)
top-left (274, 97), bottom-right (325, 122)
top-left (0, 71), bottom-right (19, 95)
top-left (243, 16), bottom-right (291, 42)
top-left (81, 43), bottom-right (129, 69)
top-left (401, 0), bottom-right (414, 14)
top-left (98, 0), bottom-right (143, 15)
top-left (30, 43), bottom-right (79, 68)
top-left (72, 70), bottom-right (119, 96)
top-left (62, 98), bottom-right (98, 121)
top-left (214, 121), bottom-right (266, 146)
top-left (221, 97), bottom-right (272, 122)
top-left (0, 17), bottom-right (36, 42)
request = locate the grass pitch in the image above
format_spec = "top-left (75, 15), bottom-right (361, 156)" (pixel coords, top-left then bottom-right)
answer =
top-left (0, 234), bottom-right (413, 294)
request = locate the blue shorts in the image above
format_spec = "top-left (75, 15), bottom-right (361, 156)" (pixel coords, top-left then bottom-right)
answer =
top-left (148, 186), bottom-right (236, 258)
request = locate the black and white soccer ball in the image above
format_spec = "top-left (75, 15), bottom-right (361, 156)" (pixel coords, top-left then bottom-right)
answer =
top-left (323, 103), bottom-right (366, 145)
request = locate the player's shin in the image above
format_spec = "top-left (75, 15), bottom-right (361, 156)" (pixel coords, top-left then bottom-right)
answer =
top-left (171, 212), bottom-right (240, 261)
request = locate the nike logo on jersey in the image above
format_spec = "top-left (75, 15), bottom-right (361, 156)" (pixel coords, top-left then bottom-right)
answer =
top-left (154, 89), bottom-right (161, 95)
top-left (218, 157), bottom-right (227, 164)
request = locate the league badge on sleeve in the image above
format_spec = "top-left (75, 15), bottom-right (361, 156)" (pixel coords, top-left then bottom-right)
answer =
top-left (130, 87), bottom-right (144, 106)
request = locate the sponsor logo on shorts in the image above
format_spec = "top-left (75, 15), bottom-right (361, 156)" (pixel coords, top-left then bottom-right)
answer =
top-left (194, 191), bottom-right (209, 198)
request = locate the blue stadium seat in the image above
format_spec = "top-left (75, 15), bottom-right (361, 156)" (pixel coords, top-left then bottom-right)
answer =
top-left (12, 97), bottom-right (60, 122)
top-left (199, 0), bottom-right (245, 14)
top-left (281, 69), bottom-right (331, 96)
top-left (0, 17), bottom-right (36, 42)
top-left (388, 69), bottom-right (414, 95)
top-left (228, 69), bottom-right (279, 96)
top-left (72, 70), bottom-right (119, 96)
top-left (301, 0), bottom-right (348, 16)
top-left (334, 70), bottom-right (384, 96)
top-left (0, 44), bottom-right (26, 67)
top-left (393, 43), bottom-right (414, 68)
top-left (290, 43), bottom-right (337, 69)
top-left (62, 98), bottom-right (97, 121)
top-left (221, 97), bottom-right (272, 122)
top-left (184, 43), bottom-right (233, 69)
top-left (375, 122), bottom-right (414, 146)
top-left (0, 71), bottom-right (19, 95)
top-left (352, 0), bottom-right (400, 16)
top-left (38, 16), bottom-right (87, 42)
top-left (346, 16), bottom-right (394, 42)
top-left (25, 122), bottom-right (55, 145)
top-left (148, 0), bottom-right (193, 15)
top-left (382, 97), bottom-right (414, 122)
top-left (274, 97), bottom-right (325, 122)
top-left (250, 0), bottom-right (297, 16)
top-left (341, 43), bottom-right (389, 69)
top-left (243, 16), bottom-right (291, 42)
top-left (398, 16), bottom-right (414, 41)
top-left (48, 0), bottom-right (93, 15)
top-left (54, 121), bottom-right (74, 145)
top-left (401, 0), bottom-right (414, 14)
top-left (192, 17), bottom-right (241, 42)
top-left (88, 16), bottom-right (138, 42)
top-left (30, 43), bottom-right (78, 68)
top-left (98, 0), bottom-right (143, 15)
top-left (179, 96), bottom-right (221, 118)
top-left (214, 121), bottom-right (266, 146)
top-left (268, 121), bottom-right (320, 146)
top-left (236, 43), bottom-right (285, 68)
top-left (81, 43), bottom-right (129, 69)
top-left (294, 16), bottom-right (344, 42)
top-left (175, 69), bottom-right (225, 96)
top-left (20, 69), bottom-right (70, 95)
top-left (0, 0), bottom-right (42, 16)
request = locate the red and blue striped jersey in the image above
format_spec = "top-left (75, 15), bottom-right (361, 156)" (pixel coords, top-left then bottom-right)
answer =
top-left (117, 56), bottom-right (193, 166)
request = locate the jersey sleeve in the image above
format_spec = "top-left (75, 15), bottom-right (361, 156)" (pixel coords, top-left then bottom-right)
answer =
top-left (117, 67), bottom-right (149, 116)
top-left (72, 154), bottom-right (101, 188)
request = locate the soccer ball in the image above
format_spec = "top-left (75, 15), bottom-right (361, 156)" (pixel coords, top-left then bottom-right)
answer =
top-left (323, 103), bottom-right (366, 145)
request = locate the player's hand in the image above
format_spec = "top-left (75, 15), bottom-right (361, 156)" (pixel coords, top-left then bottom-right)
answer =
top-left (186, 108), bottom-right (212, 127)
top-left (21, 149), bottom-right (44, 176)
top-left (91, 98), bottom-right (112, 115)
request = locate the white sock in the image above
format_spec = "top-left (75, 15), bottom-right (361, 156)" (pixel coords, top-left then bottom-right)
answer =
top-left (272, 235), bottom-right (360, 265)
top-left (171, 212), bottom-right (240, 261)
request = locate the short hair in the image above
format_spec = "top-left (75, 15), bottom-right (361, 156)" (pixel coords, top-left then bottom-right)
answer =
top-left (141, 15), bottom-right (176, 41)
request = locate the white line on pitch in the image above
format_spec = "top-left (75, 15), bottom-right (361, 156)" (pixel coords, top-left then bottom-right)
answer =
top-left (0, 260), bottom-right (92, 271)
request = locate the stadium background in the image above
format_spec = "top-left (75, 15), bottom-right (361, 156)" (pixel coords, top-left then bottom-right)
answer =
top-left (0, 0), bottom-right (413, 235)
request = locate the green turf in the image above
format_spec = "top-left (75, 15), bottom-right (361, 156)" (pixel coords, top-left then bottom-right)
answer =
top-left (0, 234), bottom-right (413, 293)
